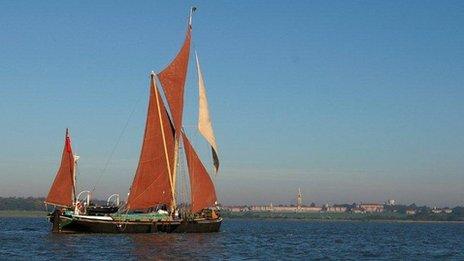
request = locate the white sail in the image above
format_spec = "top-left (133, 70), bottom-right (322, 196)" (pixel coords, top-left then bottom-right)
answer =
top-left (195, 51), bottom-right (219, 172)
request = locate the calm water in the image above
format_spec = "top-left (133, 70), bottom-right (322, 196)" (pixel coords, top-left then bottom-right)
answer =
top-left (0, 217), bottom-right (463, 260)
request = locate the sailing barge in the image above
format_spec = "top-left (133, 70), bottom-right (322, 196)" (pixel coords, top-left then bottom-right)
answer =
top-left (45, 8), bottom-right (222, 233)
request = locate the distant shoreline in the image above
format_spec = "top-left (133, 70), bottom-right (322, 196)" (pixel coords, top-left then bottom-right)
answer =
top-left (221, 211), bottom-right (464, 222)
top-left (0, 210), bottom-right (48, 218)
top-left (1, 210), bottom-right (463, 223)
top-left (223, 217), bottom-right (464, 223)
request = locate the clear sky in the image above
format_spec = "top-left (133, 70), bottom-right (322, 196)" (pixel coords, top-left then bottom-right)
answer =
top-left (1, 1), bottom-right (463, 207)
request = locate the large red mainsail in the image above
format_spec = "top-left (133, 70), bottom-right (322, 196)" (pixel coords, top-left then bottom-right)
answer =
top-left (158, 28), bottom-right (191, 135)
top-left (126, 76), bottom-right (176, 210)
top-left (45, 129), bottom-right (75, 207)
top-left (182, 131), bottom-right (217, 213)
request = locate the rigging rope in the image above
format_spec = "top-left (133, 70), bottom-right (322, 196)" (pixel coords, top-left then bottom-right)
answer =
top-left (91, 92), bottom-right (144, 193)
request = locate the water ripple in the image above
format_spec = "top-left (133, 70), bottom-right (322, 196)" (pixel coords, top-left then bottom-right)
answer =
top-left (0, 218), bottom-right (463, 260)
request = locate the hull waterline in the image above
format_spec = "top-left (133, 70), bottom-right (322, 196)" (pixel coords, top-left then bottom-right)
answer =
top-left (50, 211), bottom-right (222, 233)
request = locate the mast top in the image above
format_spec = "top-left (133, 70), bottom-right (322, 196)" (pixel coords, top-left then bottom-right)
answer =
top-left (189, 6), bottom-right (197, 27)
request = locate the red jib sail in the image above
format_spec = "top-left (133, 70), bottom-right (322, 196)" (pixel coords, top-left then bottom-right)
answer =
top-left (45, 129), bottom-right (75, 207)
top-left (158, 28), bottom-right (191, 135)
top-left (182, 131), bottom-right (217, 213)
top-left (126, 76), bottom-right (176, 210)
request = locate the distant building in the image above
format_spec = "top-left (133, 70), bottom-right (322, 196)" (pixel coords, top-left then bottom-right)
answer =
top-left (351, 208), bottom-right (364, 214)
top-left (360, 203), bottom-right (384, 213)
top-left (250, 205), bottom-right (273, 211)
top-left (431, 207), bottom-right (453, 214)
top-left (299, 206), bottom-right (322, 212)
top-left (323, 204), bottom-right (347, 213)
top-left (273, 206), bottom-right (296, 212)
top-left (386, 199), bottom-right (395, 206)
top-left (406, 209), bottom-right (416, 215)
top-left (443, 208), bottom-right (453, 214)
top-left (297, 188), bottom-right (303, 210)
top-left (228, 206), bottom-right (248, 212)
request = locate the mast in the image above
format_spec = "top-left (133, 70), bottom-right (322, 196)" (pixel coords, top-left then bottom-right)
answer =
top-left (72, 154), bottom-right (80, 205)
top-left (189, 6), bottom-right (196, 27)
top-left (173, 6), bottom-right (197, 206)
top-left (181, 165), bottom-right (188, 206)
top-left (172, 137), bottom-right (180, 205)
top-left (152, 73), bottom-right (176, 210)
top-left (158, 8), bottom-right (195, 209)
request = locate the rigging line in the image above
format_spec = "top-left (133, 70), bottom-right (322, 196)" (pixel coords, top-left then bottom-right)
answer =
top-left (91, 92), bottom-right (144, 193)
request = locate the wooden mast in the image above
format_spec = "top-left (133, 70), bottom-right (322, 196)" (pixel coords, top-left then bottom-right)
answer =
top-left (171, 6), bottom-right (197, 209)
top-left (172, 138), bottom-right (179, 204)
top-left (72, 154), bottom-right (78, 206)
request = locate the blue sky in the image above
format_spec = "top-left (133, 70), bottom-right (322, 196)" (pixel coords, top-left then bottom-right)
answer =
top-left (1, 1), bottom-right (463, 206)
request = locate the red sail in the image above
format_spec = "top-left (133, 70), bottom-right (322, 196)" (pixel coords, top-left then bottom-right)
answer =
top-left (126, 77), bottom-right (176, 210)
top-left (158, 28), bottom-right (191, 135)
top-left (182, 132), bottom-right (217, 213)
top-left (45, 129), bottom-right (75, 207)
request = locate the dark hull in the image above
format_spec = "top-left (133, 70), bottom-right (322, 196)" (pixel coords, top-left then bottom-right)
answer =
top-left (51, 212), bottom-right (222, 233)
top-left (86, 206), bottom-right (119, 216)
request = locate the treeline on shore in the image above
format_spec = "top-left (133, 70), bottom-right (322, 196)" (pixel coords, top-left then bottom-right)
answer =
top-left (0, 197), bottom-right (46, 211)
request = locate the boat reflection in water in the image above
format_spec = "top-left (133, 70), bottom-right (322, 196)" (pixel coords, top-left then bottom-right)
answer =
top-left (128, 232), bottom-right (225, 259)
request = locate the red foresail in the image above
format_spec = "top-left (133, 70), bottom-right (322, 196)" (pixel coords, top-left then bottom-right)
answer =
top-left (126, 76), bottom-right (176, 210)
top-left (158, 28), bottom-right (191, 135)
top-left (45, 129), bottom-right (75, 207)
top-left (182, 131), bottom-right (217, 213)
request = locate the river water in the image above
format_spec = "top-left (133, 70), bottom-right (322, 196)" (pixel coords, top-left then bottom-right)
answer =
top-left (0, 217), bottom-right (463, 260)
